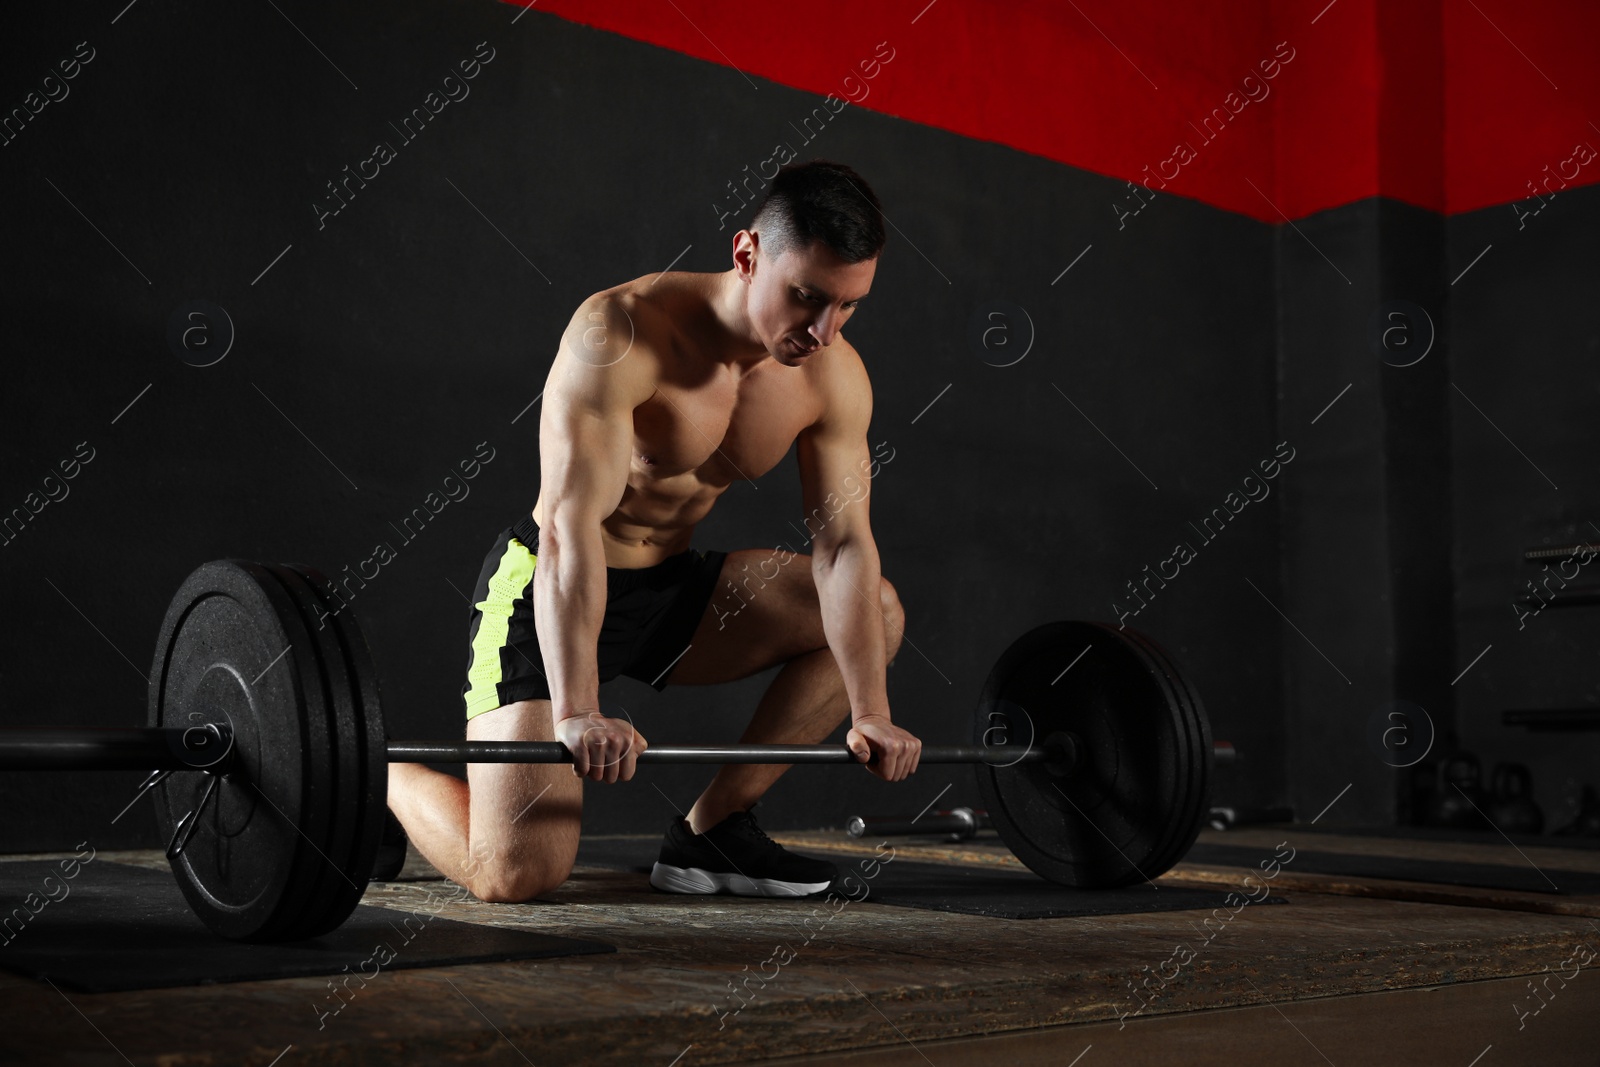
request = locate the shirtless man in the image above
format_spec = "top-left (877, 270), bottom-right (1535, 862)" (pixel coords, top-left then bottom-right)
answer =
top-left (385, 159), bottom-right (922, 901)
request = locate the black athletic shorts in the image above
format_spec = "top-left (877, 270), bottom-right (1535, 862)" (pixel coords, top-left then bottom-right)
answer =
top-left (461, 514), bottom-right (728, 720)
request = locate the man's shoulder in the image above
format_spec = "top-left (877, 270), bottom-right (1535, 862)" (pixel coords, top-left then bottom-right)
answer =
top-left (569, 283), bottom-right (660, 345)
top-left (545, 287), bottom-right (671, 412)
top-left (557, 281), bottom-right (681, 381)
top-left (812, 334), bottom-right (870, 392)
top-left (803, 335), bottom-right (871, 430)
top-left (568, 276), bottom-right (696, 362)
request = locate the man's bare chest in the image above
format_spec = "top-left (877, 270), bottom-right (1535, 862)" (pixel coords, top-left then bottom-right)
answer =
top-left (631, 369), bottom-right (819, 485)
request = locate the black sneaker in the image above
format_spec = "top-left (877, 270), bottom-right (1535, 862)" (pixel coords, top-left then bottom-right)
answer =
top-left (650, 809), bottom-right (837, 897)
top-left (369, 810), bottom-right (408, 882)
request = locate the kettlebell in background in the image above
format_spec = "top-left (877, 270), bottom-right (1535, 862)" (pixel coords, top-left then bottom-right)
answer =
top-left (1556, 785), bottom-right (1600, 837)
top-left (1429, 752), bottom-right (1490, 829)
top-left (1486, 762), bottom-right (1544, 835)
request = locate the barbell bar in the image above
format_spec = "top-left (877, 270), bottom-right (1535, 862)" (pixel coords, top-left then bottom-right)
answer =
top-left (0, 732), bottom-right (1237, 771)
top-left (0, 726), bottom-right (234, 772)
top-left (386, 741), bottom-right (1071, 765)
top-left (387, 737), bottom-right (1230, 765)
top-left (0, 731), bottom-right (1072, 770)
top-left (8, 559), bottom-right (1215, 942)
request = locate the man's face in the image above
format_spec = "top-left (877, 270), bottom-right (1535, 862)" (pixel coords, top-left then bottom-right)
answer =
top-left (743, 236), bottom-right (876, 367)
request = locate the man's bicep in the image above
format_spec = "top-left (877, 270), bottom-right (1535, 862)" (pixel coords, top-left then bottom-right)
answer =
top-left (799, 349), bottom-right (876, 553)
top-left (797, 414), bottom-right (874, 557)
top-left (540, 394), bottom-right (633, 526)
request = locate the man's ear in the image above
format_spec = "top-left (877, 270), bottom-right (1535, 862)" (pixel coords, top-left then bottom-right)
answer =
top-left (733, 229), bottom-right (758, 280)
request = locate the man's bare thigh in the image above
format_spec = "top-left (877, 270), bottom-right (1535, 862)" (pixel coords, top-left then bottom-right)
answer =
top-left (667, 549), bottom-right (830, 686)
top-left (465, 699), bottom-right (582, 863)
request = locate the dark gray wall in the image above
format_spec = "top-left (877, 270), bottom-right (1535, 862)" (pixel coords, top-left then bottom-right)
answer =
top-left (1447, 183), bottom-right (1600, 832)
top-left (1273, 184), bottom-right (1600, 830)
top-left (1276, 198), bottom-right (1458, 825)
top-left (1, 1), bottom-right (1282, 850)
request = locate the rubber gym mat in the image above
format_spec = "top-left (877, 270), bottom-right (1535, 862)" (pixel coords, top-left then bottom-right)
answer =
top-left (576, 835), bottom-right (1283, 919)
top-left (1184, 842), bottom-right (1600, 895)
top-left (0, 860), bottom-right (613, 993)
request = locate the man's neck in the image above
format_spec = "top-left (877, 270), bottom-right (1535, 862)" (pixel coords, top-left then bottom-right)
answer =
top-left (706, 269), bottom-right (770, 370)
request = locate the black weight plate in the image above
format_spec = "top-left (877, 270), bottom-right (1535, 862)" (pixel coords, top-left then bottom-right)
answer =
top-left (1103, 630), bottom-right (1209, 880)
top-left (261, 564), bottom-right (370, 938)
top-left (1098, 627), bottom-right (1197, 877)
top-left (972, 621), bottom-right (1192, 888)
top-left (1106, 627), bottom-right (1198, 874)
top-left (279, 564), bottom-right (387, 906)
top-left (1121, 629), bottom-right (1211, 870)
top-left (285, 566), bottom-right (387, 896)
top-left (284, 565), bottom-right (386, 893)
top-left (148, 560), bottom-right (333, 941)
top-left (252, 564), bottom-right (342, 942)
top-left (1100, 630), bottom-right (1202, 882)
top-left (1037, 622), bottom-right (1198, 885)
top-left (1126, 631), bottom-right (1211, 852)
top-left (258, 564), bottom-right (355, 935)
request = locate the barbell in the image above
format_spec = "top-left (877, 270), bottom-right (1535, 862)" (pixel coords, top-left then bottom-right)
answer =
top-left (0, 559), bottom-right (1213, 942)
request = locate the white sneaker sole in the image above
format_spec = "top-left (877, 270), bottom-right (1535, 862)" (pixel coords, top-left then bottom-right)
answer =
top-left (649, 862), bottom-right (831, 897)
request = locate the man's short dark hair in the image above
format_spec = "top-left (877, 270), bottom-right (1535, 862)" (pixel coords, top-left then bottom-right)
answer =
top-left (751, 159), bottom-right (886, 264)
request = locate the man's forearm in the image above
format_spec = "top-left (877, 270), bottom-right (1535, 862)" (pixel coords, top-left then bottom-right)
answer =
top-left (812, 539), bottom-right (891, 721)
top-left (532, 522), bottom-right (607, 722)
